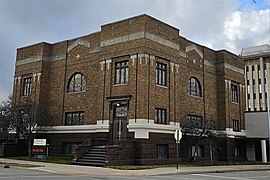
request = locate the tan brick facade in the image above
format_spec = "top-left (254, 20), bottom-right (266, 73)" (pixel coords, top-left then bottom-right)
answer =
top-left (13, 15), bottom-right (246, 164)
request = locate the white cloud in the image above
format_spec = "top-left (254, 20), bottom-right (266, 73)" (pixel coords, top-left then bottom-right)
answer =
top-left (222, 9), bottom-right (270, 53)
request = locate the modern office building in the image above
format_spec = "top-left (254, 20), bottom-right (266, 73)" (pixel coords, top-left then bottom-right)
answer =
top-left (241, 44), bottom-right (270, 162)
top-left (12, 14), bottom-right (246, 165)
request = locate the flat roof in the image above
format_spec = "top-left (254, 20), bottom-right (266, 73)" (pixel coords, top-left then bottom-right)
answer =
top-left (240, 44), bottom-right (270, 57)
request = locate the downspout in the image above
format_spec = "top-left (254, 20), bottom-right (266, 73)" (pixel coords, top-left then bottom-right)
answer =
top-left (174, 63), bottom-right (176, 124)
top-left (168, 60), bottom-right (171, 124)
top-left (135, 53), bottom-right (138, 123)
top-left (203, 47), bottom-right (206, 122)
top-left (102, 59), bottom-right (107, 124)
top-left (148, 54), bottom-right (150, 123)
top-left (62, 41), bottom-right (69, 125)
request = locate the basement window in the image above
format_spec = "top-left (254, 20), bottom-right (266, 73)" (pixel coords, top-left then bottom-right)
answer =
top-left (157, 144), bottom-right (169, 159)
top-left (62, 142), bottom-right (80, 155)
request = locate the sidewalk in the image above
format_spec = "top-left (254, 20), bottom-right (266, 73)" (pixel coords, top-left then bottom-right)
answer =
top-left (1, 158), bottom-right (270, 176)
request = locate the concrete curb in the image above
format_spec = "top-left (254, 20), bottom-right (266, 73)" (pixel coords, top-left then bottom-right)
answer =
top-left (1, 158), bottom-right (270, 176)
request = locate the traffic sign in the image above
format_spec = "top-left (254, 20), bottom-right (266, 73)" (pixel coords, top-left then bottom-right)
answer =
top-left (174, 129), bottom-right (182, 142)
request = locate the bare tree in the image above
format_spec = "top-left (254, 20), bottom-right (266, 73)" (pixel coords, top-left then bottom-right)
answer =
top-left (0, 96), bottom-right (13, 139)
top-left (13, 98), bottom-right (53, 156)
top-left (181, 116), bottom-right (225, 162)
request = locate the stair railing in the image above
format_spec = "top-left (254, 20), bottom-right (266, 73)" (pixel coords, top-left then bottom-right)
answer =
top-left (72, 138), bottom-right (92, 162)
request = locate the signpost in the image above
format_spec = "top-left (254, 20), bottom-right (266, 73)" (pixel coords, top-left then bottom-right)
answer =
top-left (174, 129), bottom-right (182, 169)
top-left (32, 139), bottom-right (47, 159)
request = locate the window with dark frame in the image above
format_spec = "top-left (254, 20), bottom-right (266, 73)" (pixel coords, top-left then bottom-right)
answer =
top-left (233, 119), bottom-right (240, 132)
top-left (23, 77), bottom-right (32, 96)
top-left (156, 144), bottom-right (169, 159)
top-left (191, 145), bottom-right (204, 157)
top-left (67, 73), bottom-right (86, 93)
top-left (156, 62), bottom-right (167, 86)
top-left (65, 111), bottom-right (84, 125)
top-left (188, 115), bottom-right (203, 128)
top-left (113, 104), bottom-right (128, 118)
top-left (156, 108), bottom-right (167, 124)
top-left (188, 77), bottom-right (202, 97)
top-left (234, 146), bottom-right (240, 157)
top-left (62, 142), bottom-right (80, 155)
top-left (115, 61), bottom-right (129, 85)
top-left (231, 84), bottom-right (238, 103)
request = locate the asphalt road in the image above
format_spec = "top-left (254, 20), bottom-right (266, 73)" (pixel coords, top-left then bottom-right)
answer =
top-left (1, 167), bottom-right (270, 180)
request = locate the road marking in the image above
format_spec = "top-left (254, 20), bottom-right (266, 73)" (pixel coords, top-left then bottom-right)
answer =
top-left (191, 174), bottom-right (251, 180)
top-left (0, 174), bottom-right (88, 179)
top-left (249, 176), bottom-right (270, 179)
top-left (154, 175), bottom-right (194, 180)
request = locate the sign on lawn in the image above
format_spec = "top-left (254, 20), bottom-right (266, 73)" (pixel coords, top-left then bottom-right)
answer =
top-left (33, 139), bottom-right (46, 146)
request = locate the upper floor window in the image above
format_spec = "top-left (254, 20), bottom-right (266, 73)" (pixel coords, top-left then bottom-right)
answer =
top-left (115, 61), bottom-right (129, 84)
top-left (67, 73), bottom-right (86, 93)
top-left (231, 84), bottom-right (238, 103)
top-left (23, 77), bottom-right (32, 96)
top-left (188, 115), bottom-right (203, 128)
top-left (156, 62), bottom-right (167, 86)
top-left (188, 77), bottom-right (202, 97)
top-left (156, 108), bottom-right (167, 124)
top-left (65, 111), bottom-right (84, 125)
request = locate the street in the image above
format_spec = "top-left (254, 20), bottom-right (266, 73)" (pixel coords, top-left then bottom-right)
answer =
top-left (1, 167), bottom-right (270, 180)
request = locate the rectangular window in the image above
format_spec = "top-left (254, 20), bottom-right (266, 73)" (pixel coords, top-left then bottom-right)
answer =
top-left (115, 61), bottom-right (129, 84)
top-left (191, 145), bottom-right (204, 157)
top-left (114, 104), bottom-right (128, 118)
top-left (188, 115), bottom-right (203, 128)
top-left (157, 144), bottom-right (169, 159)
top-left (234, 146), bottom-right (240, 157)
top-left (156, 108), bottom-right (167, 124)
top-left (231, 85), bottom-right (238, 103)
top-left (156, 62), bottom-right (167, 86)
top-left (23, 77), bottom-right (32, 96)
top-left (246, 66), bottom-right (249, 72)
top-left (65, 111), bottom-right (84, 125)
top-left (233, 119), bottom-right (240, 132)
top-left (62, 142), bottom-right (80, 154)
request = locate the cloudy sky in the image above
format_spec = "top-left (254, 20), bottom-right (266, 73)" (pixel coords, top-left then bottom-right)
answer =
top-left (0, 0), bottom-right (269, 100)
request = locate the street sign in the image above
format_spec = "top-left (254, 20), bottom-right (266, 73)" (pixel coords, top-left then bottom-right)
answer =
top-left (174, 129), bottom-right (182, 142)
top-left (174, 129), bottom-right (182, 170)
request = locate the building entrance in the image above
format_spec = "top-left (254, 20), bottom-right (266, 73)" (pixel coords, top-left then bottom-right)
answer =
top-left (112, 104), bottom-right (128, 144)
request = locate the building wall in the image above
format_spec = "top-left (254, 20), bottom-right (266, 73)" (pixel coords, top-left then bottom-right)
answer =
top-left (13, 14), bottom-right (246, 163)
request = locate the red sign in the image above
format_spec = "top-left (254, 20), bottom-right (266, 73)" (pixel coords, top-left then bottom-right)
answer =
top-left (32, 147), bottom-right (46, 155)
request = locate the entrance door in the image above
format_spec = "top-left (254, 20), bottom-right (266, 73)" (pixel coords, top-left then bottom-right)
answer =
top-left (112, 104), bottom-right (128, 144)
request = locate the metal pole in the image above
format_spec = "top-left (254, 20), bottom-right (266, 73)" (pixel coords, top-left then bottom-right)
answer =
top-left (176, 141), bottom-right (179, 169)
top-left (266, 66), bottom-right (270, 162)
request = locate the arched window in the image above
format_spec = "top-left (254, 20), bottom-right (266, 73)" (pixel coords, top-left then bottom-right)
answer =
top-left (67, 73), bottom-right (86, 93)
top-left (188, 77), bottom-right (202, 97)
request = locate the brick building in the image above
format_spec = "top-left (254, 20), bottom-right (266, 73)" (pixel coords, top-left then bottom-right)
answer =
top-left (13, 14), bottom-right (246, 165)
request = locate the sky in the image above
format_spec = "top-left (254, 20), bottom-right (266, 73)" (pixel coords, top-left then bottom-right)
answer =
top-left (0, 0), bottom-right (269, 101)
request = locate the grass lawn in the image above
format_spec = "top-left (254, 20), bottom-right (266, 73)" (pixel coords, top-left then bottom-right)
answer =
top-left (7, 156), bottom-right (73, 165)
top-left (108, 161), bottom-right (268, 170)
top-left (0, 162), bottom-right (42, 168)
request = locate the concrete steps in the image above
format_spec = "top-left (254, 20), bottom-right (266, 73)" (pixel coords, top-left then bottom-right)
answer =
top-left (73, 146), bottom-right (106, 166)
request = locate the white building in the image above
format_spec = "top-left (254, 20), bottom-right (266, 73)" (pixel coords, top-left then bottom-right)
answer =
top-left (241, 44), bottom-right (270, 162)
